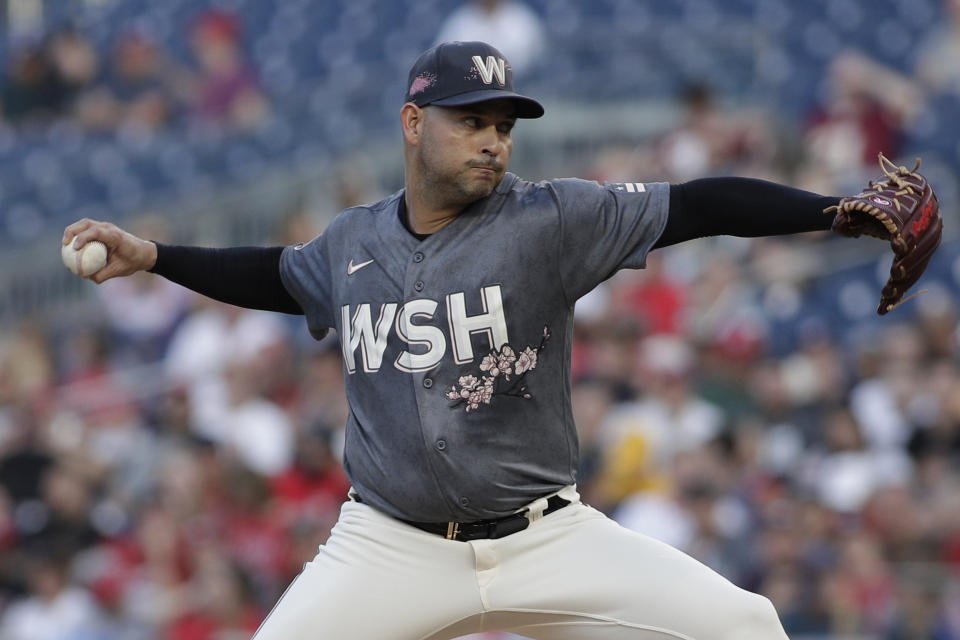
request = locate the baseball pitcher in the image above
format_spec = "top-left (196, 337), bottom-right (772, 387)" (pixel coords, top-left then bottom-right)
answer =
top-left (63, 42), bottom-right (942, 639)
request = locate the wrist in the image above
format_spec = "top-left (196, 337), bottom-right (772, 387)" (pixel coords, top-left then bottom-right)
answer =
top-left (144, 240), bottom-right (159, 272)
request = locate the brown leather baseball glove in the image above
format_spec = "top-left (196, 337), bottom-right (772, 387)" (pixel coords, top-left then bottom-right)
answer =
top-left (826, 153), bottom-right (943, 315)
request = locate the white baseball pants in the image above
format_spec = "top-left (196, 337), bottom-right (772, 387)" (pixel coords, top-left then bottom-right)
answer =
top-left (252, 487), bottom-right (789, 640)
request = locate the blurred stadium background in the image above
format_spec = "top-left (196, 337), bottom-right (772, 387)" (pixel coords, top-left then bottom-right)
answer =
top-left (1, 0), bottom-right (960, 638)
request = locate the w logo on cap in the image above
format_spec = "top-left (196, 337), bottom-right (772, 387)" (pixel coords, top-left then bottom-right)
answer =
top-left (472, 55), bottom-right (506, 85)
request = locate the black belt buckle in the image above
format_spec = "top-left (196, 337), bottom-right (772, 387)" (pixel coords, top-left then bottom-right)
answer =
top-left (445, 522), bottom-right (461, 540)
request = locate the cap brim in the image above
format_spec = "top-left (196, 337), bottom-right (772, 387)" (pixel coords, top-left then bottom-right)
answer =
top-left (429, 89), bottom-right (544, 118)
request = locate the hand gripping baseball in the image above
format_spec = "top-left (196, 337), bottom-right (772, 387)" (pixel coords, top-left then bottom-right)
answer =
top-left (61, 218), bottom-right (158, 284)
top-left (826, 153), bottom-right (943, 315)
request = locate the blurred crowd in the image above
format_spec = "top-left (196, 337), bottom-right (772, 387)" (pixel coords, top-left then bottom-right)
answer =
top-left (1, 8), bottom-right (268, 133)
top-left (2, 1), bottom-right (960, 640)
top-left (574, 265), bottom-right (960, 639)
top-left (0, 271), bottom-right (351, 639)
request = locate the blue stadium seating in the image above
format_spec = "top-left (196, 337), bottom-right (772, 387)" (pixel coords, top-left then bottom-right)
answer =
top-left (0, 0), bottom-right (955, 252)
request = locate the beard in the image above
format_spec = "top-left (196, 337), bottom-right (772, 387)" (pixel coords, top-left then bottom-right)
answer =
top-left (415, 134), bottom-right (504, 208)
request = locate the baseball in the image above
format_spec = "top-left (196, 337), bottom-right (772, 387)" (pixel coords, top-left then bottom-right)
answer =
top-left (61, 239), bottom-right (108, 277)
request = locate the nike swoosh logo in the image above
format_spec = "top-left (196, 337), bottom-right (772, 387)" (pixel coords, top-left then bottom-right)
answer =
top-left (347, 258), bottom-right (375, 275)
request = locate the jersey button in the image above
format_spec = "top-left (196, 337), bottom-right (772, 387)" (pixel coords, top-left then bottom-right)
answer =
top-left (414, 280), bottom-right (424, 292)
top-left (459, 497), bottom-right (470, 507)
top-left (435, 439), bottom-right (446, 451)
top-left (413, 252), bottom-right (424, 263)
top-left (422, 377), bottom-right (433, 388)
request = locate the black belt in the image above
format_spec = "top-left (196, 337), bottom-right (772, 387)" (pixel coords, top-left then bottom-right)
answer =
top-left (354, 494), bottom-right (571, 542)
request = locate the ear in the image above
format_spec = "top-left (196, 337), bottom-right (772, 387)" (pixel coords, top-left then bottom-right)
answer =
top-left (401, 103), bottom-right (424, 146)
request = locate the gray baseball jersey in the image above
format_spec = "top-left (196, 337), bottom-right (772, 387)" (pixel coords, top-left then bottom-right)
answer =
top-left (279, 172), bottom-right (668, 522)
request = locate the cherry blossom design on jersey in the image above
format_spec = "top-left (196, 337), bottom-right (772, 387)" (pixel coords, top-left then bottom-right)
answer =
top-left (446, 325), bottom-right (551, 412)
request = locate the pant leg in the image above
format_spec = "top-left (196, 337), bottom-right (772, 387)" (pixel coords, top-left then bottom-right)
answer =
top-left (481, 503), bottom-right (787, 640)
top-left (253, 500), bottom-right (484, 640)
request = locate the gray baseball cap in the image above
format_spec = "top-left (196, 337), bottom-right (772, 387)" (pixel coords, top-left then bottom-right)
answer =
top-left (405, 41), bottom-right (544, 118)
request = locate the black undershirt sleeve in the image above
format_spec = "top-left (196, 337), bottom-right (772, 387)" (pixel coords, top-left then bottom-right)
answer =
top-left (654, 177), bottom-right (840, 249)
top-left (149, 244), bottom-right (304, 315)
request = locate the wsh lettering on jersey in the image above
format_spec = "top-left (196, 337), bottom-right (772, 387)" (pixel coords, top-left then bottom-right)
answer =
top-left (340, 285), bottom-right (508, 373)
